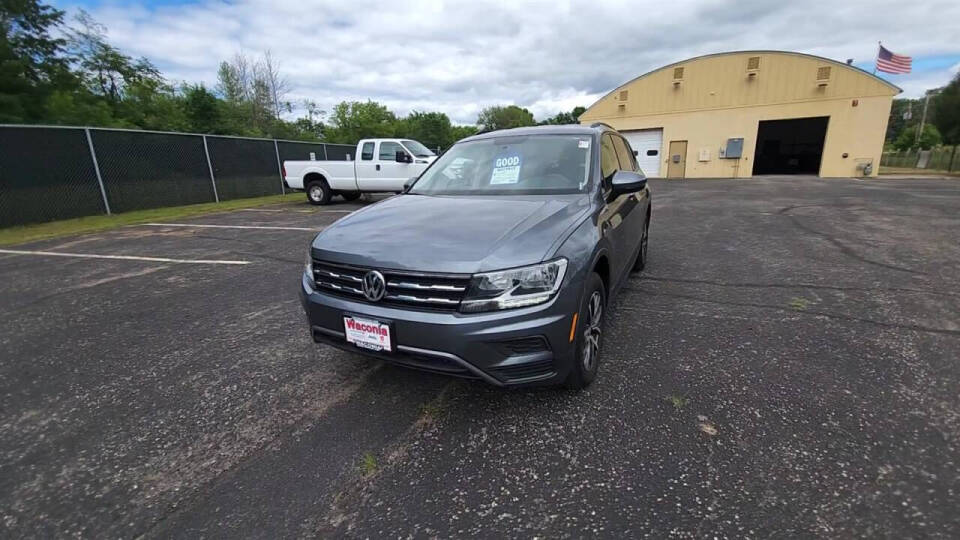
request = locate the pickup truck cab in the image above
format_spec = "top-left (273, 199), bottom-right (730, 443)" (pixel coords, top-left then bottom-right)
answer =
top-left (284, 138), bottom-right (437, 205)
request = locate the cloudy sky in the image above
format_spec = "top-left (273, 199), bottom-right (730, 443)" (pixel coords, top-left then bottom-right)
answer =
top-left (52, 0), bottom-right (960, 124)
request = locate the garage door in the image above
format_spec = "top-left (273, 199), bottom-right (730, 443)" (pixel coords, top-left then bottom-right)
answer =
top-left (622, 129), bottom-right (663, 177)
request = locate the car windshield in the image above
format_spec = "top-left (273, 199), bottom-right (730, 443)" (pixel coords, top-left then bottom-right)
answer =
top-left (409, 135), bottom-right (592, 195)
top-left (401, 139), bottom-right (435, 157)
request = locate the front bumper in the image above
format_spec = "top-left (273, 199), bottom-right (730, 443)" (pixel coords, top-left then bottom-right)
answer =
top-left (300, 272), bottom-right (581, 386)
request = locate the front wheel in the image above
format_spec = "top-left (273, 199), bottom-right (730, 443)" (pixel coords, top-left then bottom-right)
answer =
top-left (566, 272), bottom-right (606, 389)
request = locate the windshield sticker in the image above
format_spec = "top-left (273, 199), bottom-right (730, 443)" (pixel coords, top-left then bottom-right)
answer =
top-left (578, 140), bottom-right (590, 149)
top-left (490, 154), bottom-right (521, 184)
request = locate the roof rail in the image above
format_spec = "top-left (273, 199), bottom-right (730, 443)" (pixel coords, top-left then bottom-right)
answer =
top-left (590, 122), bottom-right (615, 130)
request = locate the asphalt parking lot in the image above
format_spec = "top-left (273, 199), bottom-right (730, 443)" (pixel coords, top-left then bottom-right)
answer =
top-left (2, 176), bottom-right (959, 538)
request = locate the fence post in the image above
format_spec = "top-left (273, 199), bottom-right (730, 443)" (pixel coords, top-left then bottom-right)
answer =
top-left (273, 140), bottom-right (286, 194)
top-left (85, 128), bottom-right (111, 215)
top-left (950, 145), bottom-right (958, 173)
top-left (202, 135), bottom-right (219, 203)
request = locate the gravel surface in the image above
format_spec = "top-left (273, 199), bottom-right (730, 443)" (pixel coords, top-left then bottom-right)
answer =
top-left (1, 178), bottom-right (958, 538)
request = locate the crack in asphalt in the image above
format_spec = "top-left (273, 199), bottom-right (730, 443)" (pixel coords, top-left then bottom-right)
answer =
top-left (639, 276), bottom-right (958, 298)
top-left (625, 286), bottom-right (960, 337)
top-left (776, 205), bottom-right (924, 275)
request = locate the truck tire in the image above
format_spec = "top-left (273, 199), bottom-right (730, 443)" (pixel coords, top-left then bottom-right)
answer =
top-left (306, 179), bottom-right (331, 205)
top-left (341, 191), bottom-right (361, 202)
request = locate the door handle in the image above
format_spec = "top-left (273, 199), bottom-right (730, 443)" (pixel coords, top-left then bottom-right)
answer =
top-left (376, 164), bottom-right (381, 171)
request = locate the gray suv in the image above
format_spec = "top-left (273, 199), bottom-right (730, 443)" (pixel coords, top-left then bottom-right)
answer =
top-left (300, 124), bottom-right (651, 388)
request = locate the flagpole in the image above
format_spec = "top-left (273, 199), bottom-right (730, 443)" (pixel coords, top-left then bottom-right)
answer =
top-left (873, 41), bottom-right (880, 75)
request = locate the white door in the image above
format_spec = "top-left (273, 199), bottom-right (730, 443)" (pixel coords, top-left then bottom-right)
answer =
top-left (357, 141), bottom-right (415, 191)
top-left (353, 141), bottom-right (377, 191)
top-left (622, 129), bottom-right (663, 177)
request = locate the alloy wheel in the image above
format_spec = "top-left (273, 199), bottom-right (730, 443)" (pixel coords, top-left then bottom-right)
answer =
top-left (582, 290), bottom-right (603, 372)
top-left (309, 185), bottom-right (324, 202)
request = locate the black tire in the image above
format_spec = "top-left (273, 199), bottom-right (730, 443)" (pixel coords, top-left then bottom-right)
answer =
top-left (341, 191), bottom-right (362, 202)
top-left (632, 213), bottom-right (650, 272)
top-left (306, 179), bottom-right (332, 205)
top-left (566, 272), bottom-right (606, 389)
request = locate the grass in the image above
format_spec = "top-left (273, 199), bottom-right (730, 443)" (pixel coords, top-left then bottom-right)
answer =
top-left (789, 297), bottom-right (811, 310)
top-left (359, 452), bottom-right (378, 476)
top-left (666, 395), bottom-right (689, 411)
top-left (0, 193), bottom-right (303, 246)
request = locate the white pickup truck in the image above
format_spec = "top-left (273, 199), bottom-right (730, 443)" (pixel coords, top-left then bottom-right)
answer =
top-left (283, 138), bottom-right (437, 205)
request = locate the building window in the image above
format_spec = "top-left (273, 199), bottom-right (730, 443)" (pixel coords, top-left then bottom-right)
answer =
top-left (747, 56), bottom-right (760, 70)
top-left (618, 90), bottom-right (628, 101)
top-left (673, 67), bottom-right (684, 79)
top-left (817, 66), bottom-right (831, 80)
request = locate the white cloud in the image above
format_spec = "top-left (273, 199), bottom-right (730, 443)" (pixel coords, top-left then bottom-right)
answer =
top-left (57, 0), bottom-right (960, 123)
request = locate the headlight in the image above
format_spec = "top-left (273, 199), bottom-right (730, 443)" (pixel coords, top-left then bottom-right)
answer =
top-left (305, 246), bottom-right (313, 276)
top-left (460, 258), bottom-right (567, 313)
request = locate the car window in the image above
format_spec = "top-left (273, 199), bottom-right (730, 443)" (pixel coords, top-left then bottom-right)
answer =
top-left (600, 134), bottom-right (619, 188)
top-left (379, 141), bottom-right (405, 161)
top-left (410, 135), bottom-right (591, 195)
top-left (360, 142), bottom-right (375, 161)
top-left (612, 136), bottom-right (639, 172)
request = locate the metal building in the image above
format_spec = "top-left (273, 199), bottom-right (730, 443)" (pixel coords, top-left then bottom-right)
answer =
top-left (579, 51), bottom-right (901, 178)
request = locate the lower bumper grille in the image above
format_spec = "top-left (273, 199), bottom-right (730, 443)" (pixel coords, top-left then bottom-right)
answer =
top-left (490, 358), bottom-right (556, 382)
top-left (310, 326), bottom-right (479, 380)
top-left (312, 259), bottom-right (470, 312)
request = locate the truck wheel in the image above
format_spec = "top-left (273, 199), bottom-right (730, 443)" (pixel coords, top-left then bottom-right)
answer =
top-left (566, 272), bottom-right (605, 390)
top-left (341, 191), bottom-right (361, 202)
top-left (306, 180), bottom-right (331, 205)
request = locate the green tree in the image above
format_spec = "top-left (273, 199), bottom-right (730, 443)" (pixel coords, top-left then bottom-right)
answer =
top-left (183, 84), bottom-right (220, 133)
top-left (539, 106), bottom-right (587, 125)
top-left (476, 105), bottom-right (535, 131)
top-left (67, 11), bottom-right (164, 105)
top-left (450, 124), bottom-right (479, 142)
top-left (396, 110), bottom-right (453, 150)
top-left (0, 0), bottom-right (74, 122)
top-left (325, 100), bottom-right (397, 144)
top-left (893, 123), bottom-right (942, 151)
top-left (932, 74), bottom-right (960, 145)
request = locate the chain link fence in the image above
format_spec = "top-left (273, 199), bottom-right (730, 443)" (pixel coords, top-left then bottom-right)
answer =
top-left (0, 125), bottom-right (354, 228)
top-left (880, 146), bottom-right (959, 173)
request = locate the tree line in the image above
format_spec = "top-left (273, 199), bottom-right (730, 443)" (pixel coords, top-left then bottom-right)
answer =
top-left (1, 0), bottom-right (587, 150)
top-left (886, 74), bottom-right (960, 151)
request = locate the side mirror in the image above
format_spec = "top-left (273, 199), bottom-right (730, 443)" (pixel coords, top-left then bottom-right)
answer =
top-left (396, 151), bottom-right (412, 163)
top-left (402, 177), bottom-right (417, 193)
top-left (611, 170), bottom-right (647, 196)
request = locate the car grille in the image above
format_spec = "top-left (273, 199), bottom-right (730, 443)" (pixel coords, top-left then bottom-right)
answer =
top-left (311, 259), bottom-right (470, 311)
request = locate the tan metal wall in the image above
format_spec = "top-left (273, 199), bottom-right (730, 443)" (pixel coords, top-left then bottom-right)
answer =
top-left (580, 51), bottom-right (899, 178)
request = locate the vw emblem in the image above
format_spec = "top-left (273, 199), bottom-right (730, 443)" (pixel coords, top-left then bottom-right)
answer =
top-left (362, 270), bottom-right (386, 302)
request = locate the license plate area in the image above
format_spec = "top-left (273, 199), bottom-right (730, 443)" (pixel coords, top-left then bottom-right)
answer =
top-left (343, 315), bottom-right (393, 352)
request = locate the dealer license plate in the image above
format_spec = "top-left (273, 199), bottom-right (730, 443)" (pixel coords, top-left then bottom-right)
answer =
top-left (343, 316), bottom-right (392, 352)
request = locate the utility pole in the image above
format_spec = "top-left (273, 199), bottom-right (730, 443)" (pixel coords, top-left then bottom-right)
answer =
top-left (915, 88), bottom-right (941, 147)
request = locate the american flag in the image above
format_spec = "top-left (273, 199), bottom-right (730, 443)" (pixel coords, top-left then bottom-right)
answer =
top-left (876, 45), bottom-right (912, 74)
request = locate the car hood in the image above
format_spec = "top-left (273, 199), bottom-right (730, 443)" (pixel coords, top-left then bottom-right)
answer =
top-left (311, 194), bottom-right (591, 274)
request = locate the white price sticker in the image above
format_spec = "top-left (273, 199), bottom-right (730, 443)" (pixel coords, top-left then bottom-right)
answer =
top-left (490, 154), bottom-right (521, 184)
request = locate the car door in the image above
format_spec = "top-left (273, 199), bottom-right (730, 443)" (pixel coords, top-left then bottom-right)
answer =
top-left (610, 134), bottom-right (648, 265)
top-left (358, 141), bottom-right (414, 192)
top-left (353, 141), bottom-right (377, 191)
top-left (597, 134), bottom-right (632, 282)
